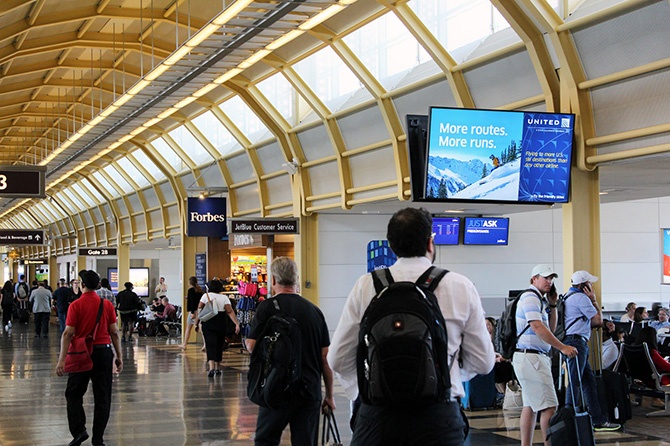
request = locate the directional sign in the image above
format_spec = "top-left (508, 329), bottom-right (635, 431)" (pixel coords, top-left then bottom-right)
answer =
top-left (0, 229), bottom-right (46, 245)
top-left (78, 248), bottom-right (117, 256)
top-left (0, 166), bottom-right (46, 198)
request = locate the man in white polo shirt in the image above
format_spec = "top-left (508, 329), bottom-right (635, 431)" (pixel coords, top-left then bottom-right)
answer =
top-left (513, 264), bottom-right (577, 446)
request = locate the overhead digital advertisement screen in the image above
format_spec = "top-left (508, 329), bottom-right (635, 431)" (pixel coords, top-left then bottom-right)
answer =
top-left (463, 217), bottom-right (509, 245)
top-left (423, 107), bottom-right (575, 204)
top-left (432, 217), bottom-right (460, 245)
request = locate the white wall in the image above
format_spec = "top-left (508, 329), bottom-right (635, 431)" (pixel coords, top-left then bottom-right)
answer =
top-left (318, 197), bottom-right (670, 331)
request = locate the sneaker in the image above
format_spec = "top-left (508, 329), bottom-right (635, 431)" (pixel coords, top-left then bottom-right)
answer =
top-left (207, 370), bottom-right (216, 378)
top-left (214, 370), bottom-right (222, 376)
top-left (594, 421), bottom-right (621, 432)
top-left (7, 321), bottom-right (11, 329)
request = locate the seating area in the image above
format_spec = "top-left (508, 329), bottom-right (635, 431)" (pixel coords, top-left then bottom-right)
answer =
top-left (614, 342), bottom-right (670, 417)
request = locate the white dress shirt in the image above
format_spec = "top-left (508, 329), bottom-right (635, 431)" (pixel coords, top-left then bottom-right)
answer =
top-left (328, 256), bottom-right (495, 401)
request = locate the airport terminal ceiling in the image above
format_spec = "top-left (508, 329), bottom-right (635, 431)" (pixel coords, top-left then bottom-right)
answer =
top-left (0, 0), bottom-right (669, 258)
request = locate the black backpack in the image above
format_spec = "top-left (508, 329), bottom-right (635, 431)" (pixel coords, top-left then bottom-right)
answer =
top-left (357, 266), bottom-right (450, 407)
top-left (247, 298), bottom-right (303, 409)
top-left (554, 290), bottom-right (587, 342)
top-left (498, 288), bottom-right (542, 359)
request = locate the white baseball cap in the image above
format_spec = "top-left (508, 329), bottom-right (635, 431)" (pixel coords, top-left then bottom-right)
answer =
top-left (571, 270), bottom-right (598, 285)
top-left (531, 264), bottom-right (558, 278)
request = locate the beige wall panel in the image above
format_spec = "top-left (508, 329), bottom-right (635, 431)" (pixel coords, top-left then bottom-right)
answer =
top-left (338, 106), bottom-right (388, 149)
top-left (265, 175), bottom-right (293, 206)
top-left (463, 51), bottom-right (542, 109)
top-left (165, 205), bottom-right (181, 229)
top-left (393, 79), bottom-right (456, 119)
top-left (305, 163), bottom-right (341, 197)
top-left (157, 182), bottom-right (176, 203)
top-left (256, 142), bottom-right (287, 175)
top-left (226, 154), bottom-right (255, 185)
top-left (348, 145), bottom-right (397, 186)
top-left (143, 188), bottom-right (161, 209)
top-left (295, 125), bottom-right (334, 162)
top-left (234, 184), bottom-right (262, 216)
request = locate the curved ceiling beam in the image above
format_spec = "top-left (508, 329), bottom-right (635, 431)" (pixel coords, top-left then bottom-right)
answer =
top-left (0, 7), bottom-right (202, 47)
top-left (381, 1), bottom-right (474, 108)
top-left (0, 34), bottom-right (173, 67)
top-left (491, 0), bottom-right (560, 111)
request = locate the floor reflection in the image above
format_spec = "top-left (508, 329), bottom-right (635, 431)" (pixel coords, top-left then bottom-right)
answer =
top-left (0, 321), bottom-right (669, 445)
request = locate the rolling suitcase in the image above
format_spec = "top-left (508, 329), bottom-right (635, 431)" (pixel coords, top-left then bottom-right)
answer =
top-left (462, 370), bottom-right (497, 410)
top-left (594, 328), bottom-right (632, 425)
top-left (546, 355), bottom-right (596, 446)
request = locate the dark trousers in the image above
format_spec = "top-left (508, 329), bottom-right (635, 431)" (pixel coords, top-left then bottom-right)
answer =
top-left (2, 304), bottom-right (11, 327)
top-left (202, 326), bottom-right (226, 362)
top-left (255, 397), bottom-right (320, 446)
top-left (351, 400), bottom-right (466, 446)
top-left (65, 345), bottom-right (114, 445)
top-left (34, 312), bottom-right (50, 336)
top-left (564, 335), bottom-right (606, 425)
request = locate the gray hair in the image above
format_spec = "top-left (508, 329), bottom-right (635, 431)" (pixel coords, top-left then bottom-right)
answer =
top-left (271, 257), bottom-right (298, 286)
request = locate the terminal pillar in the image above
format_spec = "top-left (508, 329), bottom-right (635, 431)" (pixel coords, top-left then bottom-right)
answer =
top-left (295, 214), bottom-right (319, 305)
top-left (117, 244), bottom-right (130, 290)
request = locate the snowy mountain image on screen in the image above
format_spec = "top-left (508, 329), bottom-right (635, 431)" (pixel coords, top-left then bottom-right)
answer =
top-left (453, 158), bottom-right (520, 200)
top-left (425, 156), bottom-right (493, 198)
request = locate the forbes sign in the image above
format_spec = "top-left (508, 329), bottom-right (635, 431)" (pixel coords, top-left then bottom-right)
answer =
top-left (187, 197), bottom-right (227, 237)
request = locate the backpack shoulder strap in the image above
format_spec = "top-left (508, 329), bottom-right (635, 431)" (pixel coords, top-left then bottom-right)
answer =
top-left (516, 288), bottom-right (542, 338)
top-left (416, 266), bottom-right (449, 292)
top-left (271, 297), bottom-right (281, 313)
top-left (371, 268), bottom-right (394, 294)
top-left (561, 290), bottom-right (589, 330)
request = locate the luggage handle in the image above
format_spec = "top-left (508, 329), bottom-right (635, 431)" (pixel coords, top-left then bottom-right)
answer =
top-left (561, 353), bottom-right (587, 411)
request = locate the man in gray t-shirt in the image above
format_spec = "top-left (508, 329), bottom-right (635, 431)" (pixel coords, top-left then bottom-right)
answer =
top-left (29, 281), bottom-right (52, 338)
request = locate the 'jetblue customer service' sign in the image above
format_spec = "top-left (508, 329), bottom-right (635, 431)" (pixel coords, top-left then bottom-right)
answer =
top-left (231, 219), bottom-right (299, 234)
top-left (187, 197), bottom-right (227, 237)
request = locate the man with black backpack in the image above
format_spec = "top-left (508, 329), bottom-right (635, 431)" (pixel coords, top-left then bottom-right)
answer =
top-left (563, 270), bottom-right (621, 432)
top-left (328, 207), bottom-right (495, 446)
top-left (512, 265), bottom-right (578, 446)
top-left (245, 257), bottom-right (335, 446)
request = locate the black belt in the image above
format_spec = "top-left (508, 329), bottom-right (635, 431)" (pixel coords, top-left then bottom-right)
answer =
top-left (515, 348), bottom-right (549, 356)
top-left (565, 334), bottom-right (587, 341)
top-left (93, 344), bottom-right (111, 349)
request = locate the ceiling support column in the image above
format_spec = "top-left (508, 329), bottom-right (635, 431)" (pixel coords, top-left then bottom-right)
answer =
top-left (295, 213), bottom-right (318, 305)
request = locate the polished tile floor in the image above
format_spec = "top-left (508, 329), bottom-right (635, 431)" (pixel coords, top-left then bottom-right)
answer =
top-left (1, 319), bottom-right (669, 445)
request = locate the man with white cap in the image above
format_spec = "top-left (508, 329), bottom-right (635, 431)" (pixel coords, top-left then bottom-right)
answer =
top-left (563, 270), bottom-right (621, 431)
top-left (513, 264), bottom-right (578, 446)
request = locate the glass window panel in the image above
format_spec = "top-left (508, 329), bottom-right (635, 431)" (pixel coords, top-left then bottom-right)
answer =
top-left (41, 200), bottom-right (66, 219)
top-left (293, 45), bottom-right (365, 109)
top-left (218, 96), bottom-right (270, 144)
top-left (71, 183), bottom-right (99, 206)
top-left (56, 190), bottom-right (84, 212)
top-left (192, 111), bottom-right (243, 157)
top-left (409, 0), bottom-right (511, 54)
top-left (256, 73), bottom-right (296, 125)
top-left (117, 157), bottom-right (150, 188)
top-left (79, 178), bottom-right (107, 203)
top-left (169, 125), bottom-right (214, 166)
top-left (149, 138), bottom-right (188, 173)
top-left (343, 13), bottom-right (429, 88)
top-left (130, 150), bottom-right (164, 182)
top-left (92, 171), bottom-right (121, 198)
top-left (103, 164), bottom-right (135, 194)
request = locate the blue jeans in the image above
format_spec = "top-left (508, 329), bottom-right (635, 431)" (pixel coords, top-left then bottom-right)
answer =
top-left (564, 335), bottom-right (606, 425)
top-left (58, 313), bottom-right (67, 334)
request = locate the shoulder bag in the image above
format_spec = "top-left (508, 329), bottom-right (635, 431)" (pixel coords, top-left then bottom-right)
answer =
top-left (64, 298), bottom-right (104, 373)
top-left (198, 292), bottom-right (220, 322)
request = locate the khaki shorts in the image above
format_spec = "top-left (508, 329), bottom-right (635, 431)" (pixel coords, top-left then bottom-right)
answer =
top-left (512, 351), bottom-right (558, 412)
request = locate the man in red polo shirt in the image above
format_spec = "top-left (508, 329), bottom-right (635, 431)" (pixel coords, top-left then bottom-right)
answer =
top-left (56, 270), bottom-right (123, 446)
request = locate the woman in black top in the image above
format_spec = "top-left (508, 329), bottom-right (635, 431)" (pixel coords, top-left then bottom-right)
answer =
top-left (1, 280), bottom-right (14, 331)
top-left (180, 276), bottom-right (204, 350)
